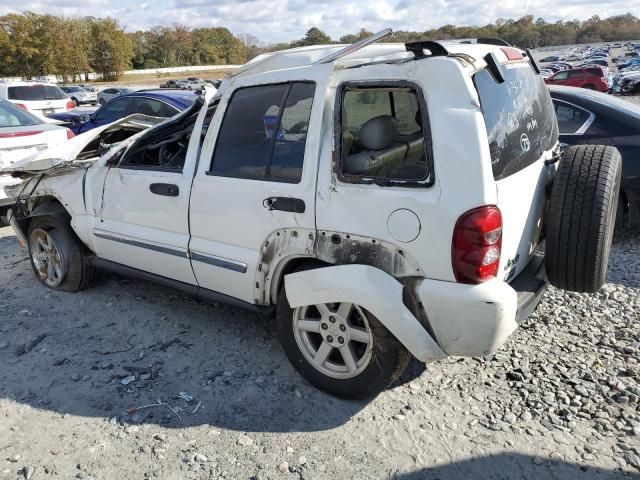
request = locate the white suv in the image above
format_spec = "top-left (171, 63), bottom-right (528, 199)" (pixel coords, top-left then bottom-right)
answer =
top-left (1, 32), bottom-right (622, 398)
top-left (0, 82), bottom-right (74, 118)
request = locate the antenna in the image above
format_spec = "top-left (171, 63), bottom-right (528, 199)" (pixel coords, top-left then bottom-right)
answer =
top-left (314, 28), bottom-right (393, 65)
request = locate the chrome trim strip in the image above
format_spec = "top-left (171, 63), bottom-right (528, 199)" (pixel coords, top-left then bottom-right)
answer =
top-left (190, 250), bottom-right (247, 273)
top-left (552, 98), bottom-right (596, 136)
top-left (93, 229), bottom-right (188, 258)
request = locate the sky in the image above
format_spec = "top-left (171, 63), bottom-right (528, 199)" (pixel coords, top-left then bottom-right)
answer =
top-left (0, 0), bottom-right (638, 43)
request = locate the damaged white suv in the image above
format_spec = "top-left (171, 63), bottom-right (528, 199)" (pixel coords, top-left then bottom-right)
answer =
top-left (1, 31), bottom-right (621, 398)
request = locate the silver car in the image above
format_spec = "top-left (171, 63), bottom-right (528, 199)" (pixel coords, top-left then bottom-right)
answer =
top-left (60, 86), bottom-right (97, 106)
top-left (97, 87), bottom-right (134, 105)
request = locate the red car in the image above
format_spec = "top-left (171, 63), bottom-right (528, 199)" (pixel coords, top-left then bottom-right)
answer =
top-left (544, 67), bottom-right (609, 92)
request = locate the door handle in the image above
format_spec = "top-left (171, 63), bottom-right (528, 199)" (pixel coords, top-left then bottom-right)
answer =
top-left (149, 183), bottom-right (179, 197)
top-left (263, 197), bottom-right (305, 213)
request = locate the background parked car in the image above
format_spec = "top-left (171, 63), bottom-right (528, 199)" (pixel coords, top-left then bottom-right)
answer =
top-left (0, 82), bottom-right (74, 117)
top-left (548, 85), bottom-right (640, 226)
top-left (159, 80), bottom-right (186, 89)
top-left (78, 84), bottom-right (97, 92)
top-left (60, 85), bottom-right (97, 106)
top-left (47, 89), bottom-right (198, 134)
top-left (0, 99), bottom-right (73, 222)
top-left (97, 87), bottom-right (134, 105)
top-left (544, 67), bottom-right (609, 92)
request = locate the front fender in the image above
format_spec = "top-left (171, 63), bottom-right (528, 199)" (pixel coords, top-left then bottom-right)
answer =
top-left (284, 264), bottom-right (445, 361)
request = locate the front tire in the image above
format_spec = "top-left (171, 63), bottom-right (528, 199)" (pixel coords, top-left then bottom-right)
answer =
top-left (277, 279), bottom-right (410, 399)
top-left (27, 216), bottom-right (96, 292)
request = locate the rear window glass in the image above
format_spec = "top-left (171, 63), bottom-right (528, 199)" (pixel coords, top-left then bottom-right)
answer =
top-left (0, 101), bottom-right (41, 127)
top-left (8, 85), bottom-right (67, 101)
top-left (474, 63), bottom-right (558, 180)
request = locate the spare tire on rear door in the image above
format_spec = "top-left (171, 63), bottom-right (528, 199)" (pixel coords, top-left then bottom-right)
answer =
top-left (546, 145), bottom-right (621, 293)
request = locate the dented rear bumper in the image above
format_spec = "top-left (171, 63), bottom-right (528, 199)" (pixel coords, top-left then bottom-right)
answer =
top-left (285, 258), bottom-right (548, 361)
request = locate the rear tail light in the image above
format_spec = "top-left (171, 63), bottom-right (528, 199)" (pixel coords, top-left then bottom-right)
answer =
top-left (66, 100), bottom-right (75, 110)
top-left (500, 47), bottom-right (524, 61)
top-left (66, 128), bottom-right (75, 140)
top-left (452, 206), bottom-right (503, 284)
top-left (0, 130), bottom-right (44, 138)
top-left (15, 103), bottom-right (28, 111)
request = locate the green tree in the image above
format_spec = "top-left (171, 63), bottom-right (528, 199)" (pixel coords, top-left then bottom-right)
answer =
top-left (88, 18), bottom-right (132, 80)
top-left (294, 27), bottom-right (332, 46)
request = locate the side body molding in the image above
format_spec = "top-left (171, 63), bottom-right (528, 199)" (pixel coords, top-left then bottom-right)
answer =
top-left (284, 264), bottom-right (446, 361)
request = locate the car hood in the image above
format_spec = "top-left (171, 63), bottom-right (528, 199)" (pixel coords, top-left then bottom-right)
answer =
top-left (0, 114), bottom-right (164, 175)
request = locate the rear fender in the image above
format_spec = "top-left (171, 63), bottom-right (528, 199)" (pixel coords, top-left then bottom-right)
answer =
top-left (284, 264), bottom-right (446, 361)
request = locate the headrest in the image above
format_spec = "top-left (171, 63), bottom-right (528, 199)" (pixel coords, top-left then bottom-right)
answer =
top-left (359, 115), bottom-right (397, 150)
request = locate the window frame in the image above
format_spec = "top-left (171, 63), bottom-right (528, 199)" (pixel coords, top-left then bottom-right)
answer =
top-left (205, 80), bottom-right (316, 184)
top-left (552, 99), bottom-right (595, 136)
top-left (333, 80), bottom-right (434, 188)
top-left (114, 97), bottom-right (209, 173)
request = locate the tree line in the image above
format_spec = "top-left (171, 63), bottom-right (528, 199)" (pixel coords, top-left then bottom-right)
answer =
top-left (280, 14), bottom-right (640, 51)
top-left (1, 12), bottom-right (639, 81)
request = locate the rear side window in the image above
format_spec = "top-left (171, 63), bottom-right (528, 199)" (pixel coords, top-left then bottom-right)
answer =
top-left (474, 63), bottom-right (558, 180)
top-left (209, 82), bottom-right (315, 183)
top-left (568, 71), bottom-right (584, 79)
top-left (8, 85), bottom-right (66, 101)
top-left (338, 85), bottom-right (430, 186)
top-left (130, 97), bottom-right (177, 118)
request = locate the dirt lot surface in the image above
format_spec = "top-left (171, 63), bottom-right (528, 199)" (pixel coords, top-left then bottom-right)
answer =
top-left (0, 222), bottom-right (639, 480)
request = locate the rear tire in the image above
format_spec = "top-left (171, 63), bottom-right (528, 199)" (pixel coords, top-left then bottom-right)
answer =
top-left (276, 265), bottom-right (410, 399)
top-left (546, 145), bottom-right (622, 293)
top-left (27, 216), bottom-right (96, 292)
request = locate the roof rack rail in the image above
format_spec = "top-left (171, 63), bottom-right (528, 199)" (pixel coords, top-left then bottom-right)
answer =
top-left (476, 38), bottom-right (512, 47)
top-left (314, 28), bottom-right (393, 65)
top-left (405, 41), bottom-right (449, 59)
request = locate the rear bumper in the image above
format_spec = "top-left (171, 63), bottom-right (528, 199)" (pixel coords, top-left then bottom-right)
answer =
top-left (418, 252), bottom-right (547, 357)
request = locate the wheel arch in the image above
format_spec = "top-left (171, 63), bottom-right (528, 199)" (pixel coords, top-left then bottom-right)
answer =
top-left (11, 195), bottom-right (70, 241)
top-left (269, 256), bottom-right (329, 305)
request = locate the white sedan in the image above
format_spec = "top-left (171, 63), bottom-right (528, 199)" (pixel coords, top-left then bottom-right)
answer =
top-left (0, 100), bottom-right (73, 222)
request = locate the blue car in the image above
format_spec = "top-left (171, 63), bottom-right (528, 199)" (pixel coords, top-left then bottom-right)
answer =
top-left (48, 89), bottom-right (198, 135)
top-left (619, 58), bottom-right (640, 70)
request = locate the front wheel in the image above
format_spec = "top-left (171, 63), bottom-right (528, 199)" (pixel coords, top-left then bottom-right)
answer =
top-left (27, 216), bottom-right (96, 292)
top-left (277, 285), bottom-right (410, 399)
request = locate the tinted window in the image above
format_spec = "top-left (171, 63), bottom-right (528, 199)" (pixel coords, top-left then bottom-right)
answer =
top-left (130, 97), bottom-right (177, 118)
top-left (8, 85), bottom-right (66, 101)
top-left (0, 100), bottom-right (42, 127)
top-left (94, 97), bottom-right (133, 122)
top-left (340, 87), bottom-right (429, 183)
top-left (568, 71), bottom-right (584, 79)
top-left (210, 82), bottom-right (314, 183)
top-left (474, 63), bottom-right (559, 180)
top-left (103, 89), bottom-right (116, 94)
top-left (553, 101), bottom-right (591, 134)
top-left (552, 71), bottom-right (569, 80)
top-left (270, 83), bottom-right (315, 181)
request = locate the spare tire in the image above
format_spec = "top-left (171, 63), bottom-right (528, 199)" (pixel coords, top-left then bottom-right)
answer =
top-left (546, 145), bottom-right (621, 293)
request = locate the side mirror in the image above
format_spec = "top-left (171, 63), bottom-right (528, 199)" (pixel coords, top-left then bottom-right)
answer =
top-left (77, 114), bottom-right (91, 123)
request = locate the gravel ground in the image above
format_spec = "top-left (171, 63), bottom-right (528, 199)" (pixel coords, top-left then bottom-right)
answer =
top-left (0, 223), bottom-right (638, 480)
